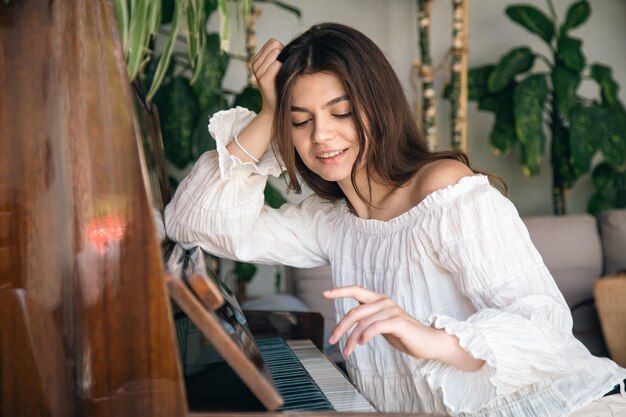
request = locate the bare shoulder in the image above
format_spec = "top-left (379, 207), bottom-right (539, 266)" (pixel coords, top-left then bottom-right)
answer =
top-left (413, 159), bottom-right (475, 202)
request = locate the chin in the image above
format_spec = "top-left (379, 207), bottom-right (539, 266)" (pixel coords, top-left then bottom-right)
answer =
top-left (316, 170), bottom-right (352, 183)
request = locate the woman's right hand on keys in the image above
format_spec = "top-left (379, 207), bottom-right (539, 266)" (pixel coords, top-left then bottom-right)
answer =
top-left (251, 38), bottom-right (284, 116)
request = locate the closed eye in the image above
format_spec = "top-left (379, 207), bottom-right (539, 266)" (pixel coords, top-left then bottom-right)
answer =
top-left (334, 112), bottom-right (352, 119)
top-left (292, 119), bottom-right (311, 127)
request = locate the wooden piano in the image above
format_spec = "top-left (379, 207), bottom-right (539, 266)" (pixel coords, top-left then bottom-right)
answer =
top-left (0, 1), bottom-right (439, 416)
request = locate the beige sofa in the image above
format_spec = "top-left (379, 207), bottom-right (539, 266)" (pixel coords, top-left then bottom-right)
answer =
top-left (282, 209), bottom-right (626, 359)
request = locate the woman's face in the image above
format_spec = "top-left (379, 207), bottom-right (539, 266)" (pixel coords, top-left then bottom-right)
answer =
top-left (289, 72), bottom-right (360, 185)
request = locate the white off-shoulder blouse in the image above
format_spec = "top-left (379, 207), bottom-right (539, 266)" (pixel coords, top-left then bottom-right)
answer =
top-left (164, 107), bottom-right (626, 417)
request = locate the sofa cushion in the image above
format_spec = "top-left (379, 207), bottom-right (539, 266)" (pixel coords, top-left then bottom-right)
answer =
top-left (600, 209), bottom-right (626, 276)
top-left (522, 214), bottom-right (602, 307)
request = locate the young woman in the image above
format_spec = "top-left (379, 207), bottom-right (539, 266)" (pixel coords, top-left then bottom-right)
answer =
top-left (165, 23), bottom-right (626, 417)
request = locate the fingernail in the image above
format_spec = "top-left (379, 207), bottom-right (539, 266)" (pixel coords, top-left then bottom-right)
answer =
top-left (328, 335), bottom-right (335, 344)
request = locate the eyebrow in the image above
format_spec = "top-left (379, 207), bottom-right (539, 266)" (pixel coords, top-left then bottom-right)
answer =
top-left (291, 95), bottom-right (350, 112)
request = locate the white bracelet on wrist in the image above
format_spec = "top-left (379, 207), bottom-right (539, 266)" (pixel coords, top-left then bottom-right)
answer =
top-left (233, 135), bottom-right (260, 163)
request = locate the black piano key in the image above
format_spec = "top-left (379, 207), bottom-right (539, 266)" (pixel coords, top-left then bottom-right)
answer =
top-left (257, 337), bottom-right (334, 411)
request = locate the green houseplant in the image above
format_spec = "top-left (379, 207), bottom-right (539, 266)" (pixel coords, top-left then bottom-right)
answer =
top-left (466, 0), bottom-right (626, 215)
top-left (113, 0), bottom-right (298, 295)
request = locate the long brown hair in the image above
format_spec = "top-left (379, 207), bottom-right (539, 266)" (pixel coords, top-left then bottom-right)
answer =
top-left (273, 23), bottom-right (503, 204)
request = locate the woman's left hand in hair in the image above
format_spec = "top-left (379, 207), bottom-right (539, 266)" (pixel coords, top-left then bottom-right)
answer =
top-left (323, 286), bottom-right (485, 371)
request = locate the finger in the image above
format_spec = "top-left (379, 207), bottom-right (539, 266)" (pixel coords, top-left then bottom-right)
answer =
top-left (323, 285), bottom-right (386, 304)
top-left (252, 38), bottom-right (283, 68)
top-left (342, 310), bottom-right (399, 356)
top-left (251, 38), bottom-right (278, 66)
top-left (262, 60), bottom-right (282, 83)
top-left (328, 298), bottom-right (395, 344)
top-left (357, 316), bottom-right (405, 348)
top-left (254, 47), bottom-right (282, 79)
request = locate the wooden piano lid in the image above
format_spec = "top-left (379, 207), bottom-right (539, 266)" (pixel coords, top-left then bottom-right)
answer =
top-left (0, 1), bottom-right (186, 416)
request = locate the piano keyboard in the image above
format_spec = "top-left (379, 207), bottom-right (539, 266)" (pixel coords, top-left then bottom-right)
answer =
top-left (257, 337), bottom-right (376, 412)
top-left (257, 338), bottom-right (334, 411)
top-left (287, 339), bottom-right (376, 412)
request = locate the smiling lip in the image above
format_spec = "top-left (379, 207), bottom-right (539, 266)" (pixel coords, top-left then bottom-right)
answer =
top-left (315, 148), bottom-right (348, 164)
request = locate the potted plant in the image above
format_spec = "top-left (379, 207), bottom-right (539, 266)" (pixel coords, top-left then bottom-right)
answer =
top-left (114, 0), bottom-right (299, 296)
top-left (464, 0), bottom-right (626, 215)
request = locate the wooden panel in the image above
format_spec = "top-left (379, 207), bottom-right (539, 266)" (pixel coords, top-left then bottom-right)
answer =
top-left (0, 1), bottom-right (186, 416)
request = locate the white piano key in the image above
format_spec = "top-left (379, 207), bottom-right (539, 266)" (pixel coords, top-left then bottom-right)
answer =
top-left (287, 340), bottom-right (377, 412)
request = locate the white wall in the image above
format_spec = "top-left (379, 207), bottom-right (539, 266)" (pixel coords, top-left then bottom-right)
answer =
top-left (211, 0), bottom-right (626, 297)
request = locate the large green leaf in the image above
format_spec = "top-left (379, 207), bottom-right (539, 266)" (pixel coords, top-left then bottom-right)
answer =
top-left (264, 182), bottom-right (287, 209)
top-left (161, 0), bottom-right (174, 23)
top-left (235, 262), bottom-right (257, 283)
top-left (552, 64), bottom-right (580, 116)
top-left (505, 5), bottom-right (554, 45)
top-left (147, 0), bottom-right (182, 101)
top-left (147, 0), bottom-right (162, 40)
top-left (568, 105), bottom-right (598, 177)
top-left (561, 0), bottom-right (591, 34)
top-left (598, 107), bottom-right (626, 169)
top-left (234, 85), bottom-right (263, 113)
top-left (192, 33), bottom-right (229, 110)
top-left (489, 107), bottom-right (518, 155)
top-left (157, 77), bottom-right (200, 169)
top-left (204, 0), bottom-right (219, 19)
top-left (479, 83), bottom-right (516, 113)
top-left (127, 0), bottom-right (151, 81)
top-left (557, 36), bottom-right (585, 73)
top-left (488, 47), bottom-right (534, 93)
top-left (587, 191), bottom-right (615, 217)
top-left (467, 65), bottom-right (495, 101)
top-left (590, 64), bottom-right (620, 108)
top-left (192, 99), bottom-right (229, 159)
top-left (592, 162), bottom-right (623, 196)
top-left (444, 65), bottom-right (495, 101)
top-left (514, 74), bottom-right (548, 176)
top-left (551, 119), bottom-right (577, 189)
top-left (112, 0), bottom-right (129, 53)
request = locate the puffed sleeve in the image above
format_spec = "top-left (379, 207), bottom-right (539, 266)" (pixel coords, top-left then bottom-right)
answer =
top-left (416, 176), bottom-right (575, 414)
top-left (164, 107), bottom-right (334, 268)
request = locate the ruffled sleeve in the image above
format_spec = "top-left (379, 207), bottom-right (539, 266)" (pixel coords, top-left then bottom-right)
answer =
top-left (209, 106), bottom-right (284, 179)
top-left (164, 107), bottom-right (334, 268)
top-left (415, 176), bottom-right (574, 414)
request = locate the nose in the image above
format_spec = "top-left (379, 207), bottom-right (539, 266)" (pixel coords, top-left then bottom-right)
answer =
top-left (312, 120), bottom-right (335, 144)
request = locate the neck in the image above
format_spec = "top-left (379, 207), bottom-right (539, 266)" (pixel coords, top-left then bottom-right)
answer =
top-left (338, 171), bottom-right (419, 221)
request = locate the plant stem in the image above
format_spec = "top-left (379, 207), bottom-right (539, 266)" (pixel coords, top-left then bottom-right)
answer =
top-left (536, 53), bottom-right (553, 69)
top-left (546, 0), bottom-right (558, 52)
top-left (550, 89), bottom-right (567, 215)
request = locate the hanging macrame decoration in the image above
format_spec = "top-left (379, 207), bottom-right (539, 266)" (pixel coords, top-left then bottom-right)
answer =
top-left (416, 0), bottom-right (437, 148)
top-left (450, 0), bottom-right (468, 151)
top-left (415, 0), bottom-right (468, 151)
